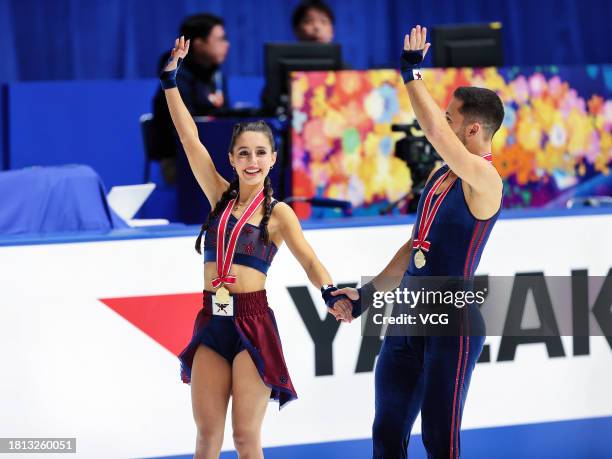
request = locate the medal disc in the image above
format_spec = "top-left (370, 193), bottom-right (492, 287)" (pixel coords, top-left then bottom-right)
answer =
top-left (414, 249), bottom-right (426, 269)
top-left (215, 285), bottom-right (231, 304)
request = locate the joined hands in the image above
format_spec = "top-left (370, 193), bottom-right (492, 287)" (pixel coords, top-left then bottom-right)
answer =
top-left (327, 287), bottom-right (360, 323)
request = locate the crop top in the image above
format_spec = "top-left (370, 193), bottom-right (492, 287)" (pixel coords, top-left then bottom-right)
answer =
top-left (202, 202), bottom-right (279, 275)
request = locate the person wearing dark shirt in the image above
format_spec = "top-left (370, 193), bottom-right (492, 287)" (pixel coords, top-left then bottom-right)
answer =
top-left (151, 13), bottom-right (229, 184)
top-left (261, 0), bottom-right (342, 113)
top-left (292, 0), bottom-right (335, 44)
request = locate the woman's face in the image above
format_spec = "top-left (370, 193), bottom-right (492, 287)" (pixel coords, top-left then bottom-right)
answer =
top-left (229, 131), bottom-right (276, 186)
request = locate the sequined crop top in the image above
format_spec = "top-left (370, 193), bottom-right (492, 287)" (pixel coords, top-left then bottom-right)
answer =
top-left (202, 201), bottom-right (279, 275)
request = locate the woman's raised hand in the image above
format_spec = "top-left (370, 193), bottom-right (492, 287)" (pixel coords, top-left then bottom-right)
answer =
top-left (164, 35), bottom-right (190, 72)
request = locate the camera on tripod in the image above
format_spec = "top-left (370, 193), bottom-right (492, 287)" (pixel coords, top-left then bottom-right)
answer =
top-left (390, 121), bottom-right (441, 213)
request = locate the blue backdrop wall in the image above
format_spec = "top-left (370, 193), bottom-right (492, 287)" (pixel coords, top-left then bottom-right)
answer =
top-left (1, 0), bottom-right (611, 82)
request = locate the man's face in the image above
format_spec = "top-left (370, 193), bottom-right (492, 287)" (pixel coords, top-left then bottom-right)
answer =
top-left (445, 97), bottom-right (469, 145)
top-left (194, 24), bottom-right (229, 65)
top-left (295, 8), bottom-right (334, 43)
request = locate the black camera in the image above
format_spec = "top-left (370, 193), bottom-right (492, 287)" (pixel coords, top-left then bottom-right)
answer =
top-left (389, 121), bottom-right (441, 213)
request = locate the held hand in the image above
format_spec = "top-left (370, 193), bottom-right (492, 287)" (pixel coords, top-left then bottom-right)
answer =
top-left (321, 285), bottom-right (355, 323)
top-left (333, 285), bottom-right (369, 319)
top-left (331, 287), bottom-right (360, 301)
top-left (164, 36), bottom-right (190, 72)
top-left (403, 25), bottom-right (430, 59)
top-left (330, 287), bottom-right (359, 323)
top-left (327, 298), bottom-right (354, 323)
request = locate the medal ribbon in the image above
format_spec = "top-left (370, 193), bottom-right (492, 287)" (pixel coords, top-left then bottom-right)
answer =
top-left (412, 154), bottom-right (493, 252)
top-left (212, 187), bottom-right (265, 288)
top-left (412, 170), bottom-right (456, 252)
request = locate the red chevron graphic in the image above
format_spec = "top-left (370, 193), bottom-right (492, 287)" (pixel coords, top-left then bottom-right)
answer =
top-left (99, 293), bottom-right (202, 356)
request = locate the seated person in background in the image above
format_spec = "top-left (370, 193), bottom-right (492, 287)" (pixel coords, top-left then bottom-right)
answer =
top-left (292, 0), bottom-right (335, 44)
top-left (151, 13), bottom-right (229, 184)
top-left (294, 0), bottom-right (351, 70)
top-left (261, 0), bottom-right (340, 113)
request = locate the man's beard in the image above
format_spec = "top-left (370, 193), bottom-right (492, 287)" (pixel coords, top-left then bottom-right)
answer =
top-left (455, 128), bottom-right (467, 146)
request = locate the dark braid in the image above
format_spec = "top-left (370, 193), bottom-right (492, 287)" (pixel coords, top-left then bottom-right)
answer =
top-left (260, 175), bottom-right (274, 245)
top-left (195, 119), bottom-right (277, 252)
top-left (195, 178), bottom-right (239, 254)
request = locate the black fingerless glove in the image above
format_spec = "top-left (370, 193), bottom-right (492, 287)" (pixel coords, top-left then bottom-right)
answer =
top-left (351, 281), bottom-right (377, 318)
top-left (160, 57), bottom-right (183, 90)
top-left (400, 50), bottom-right (424, 84)
top-left (321, 285), bottom-right (349, 309)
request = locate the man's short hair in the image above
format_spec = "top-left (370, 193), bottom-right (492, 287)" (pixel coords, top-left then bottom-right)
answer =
top-left (179, 13), bottom-right (224, 41)
top-left (453, 86), bottom-right (505, 139)
top-left (292, 0), bottom-right (335, 29)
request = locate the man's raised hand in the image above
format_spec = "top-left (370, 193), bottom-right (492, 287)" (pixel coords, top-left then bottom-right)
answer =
top-left (403, 25), bottom-right (430, 57)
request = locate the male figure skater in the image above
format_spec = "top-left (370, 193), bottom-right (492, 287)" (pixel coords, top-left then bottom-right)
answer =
top-left (334, 25), bottom-right (504, 458)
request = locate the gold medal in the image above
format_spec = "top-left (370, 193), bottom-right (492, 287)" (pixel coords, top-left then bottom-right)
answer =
top-left (414, 249), bottom-right (426, 269)
top-left (214, 285), bottom-right (231, 305)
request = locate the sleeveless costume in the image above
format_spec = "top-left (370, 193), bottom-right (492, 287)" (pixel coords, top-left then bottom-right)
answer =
top-left (373, 163), bottom-right (501, 458)
top-left (179, 200), bottom-right (298, 408)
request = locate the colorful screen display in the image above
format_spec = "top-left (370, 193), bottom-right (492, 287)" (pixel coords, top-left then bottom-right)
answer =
top-left (290, 66), bottom-right (612, 219)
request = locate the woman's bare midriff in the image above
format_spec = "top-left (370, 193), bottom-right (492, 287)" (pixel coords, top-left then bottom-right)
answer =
top-left (204, 262), bottom-right (268, 293)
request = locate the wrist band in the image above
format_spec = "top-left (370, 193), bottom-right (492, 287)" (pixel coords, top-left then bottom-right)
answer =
top-left (321, 285), bottom-right (349, 309)
top-left (352, 281), bottom-right (377, 318)
top-left (400, 50), bottom-right (424, 84)
top-left (160, 57), bottom-right (183, 90)
top-left (321, 285), bottom-right (337, 305)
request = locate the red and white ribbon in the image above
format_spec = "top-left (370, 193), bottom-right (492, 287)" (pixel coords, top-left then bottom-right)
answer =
top-left (212, 187), bottom-right (265, 288)
top-left (412, 154), bottom-right (493, 252)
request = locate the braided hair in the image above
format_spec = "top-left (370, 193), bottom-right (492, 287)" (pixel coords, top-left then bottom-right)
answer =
top-left (195, 120), bottom-right (276, 254)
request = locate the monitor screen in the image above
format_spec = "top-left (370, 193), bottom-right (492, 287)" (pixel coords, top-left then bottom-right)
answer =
top-left (263, 42), bottom-right (342, 113)
top-left (431, 23), bottom-right (503, 68)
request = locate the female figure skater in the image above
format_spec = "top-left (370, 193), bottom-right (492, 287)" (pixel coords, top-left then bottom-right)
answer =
top-left (161, 36), bottom-right (352, 459)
